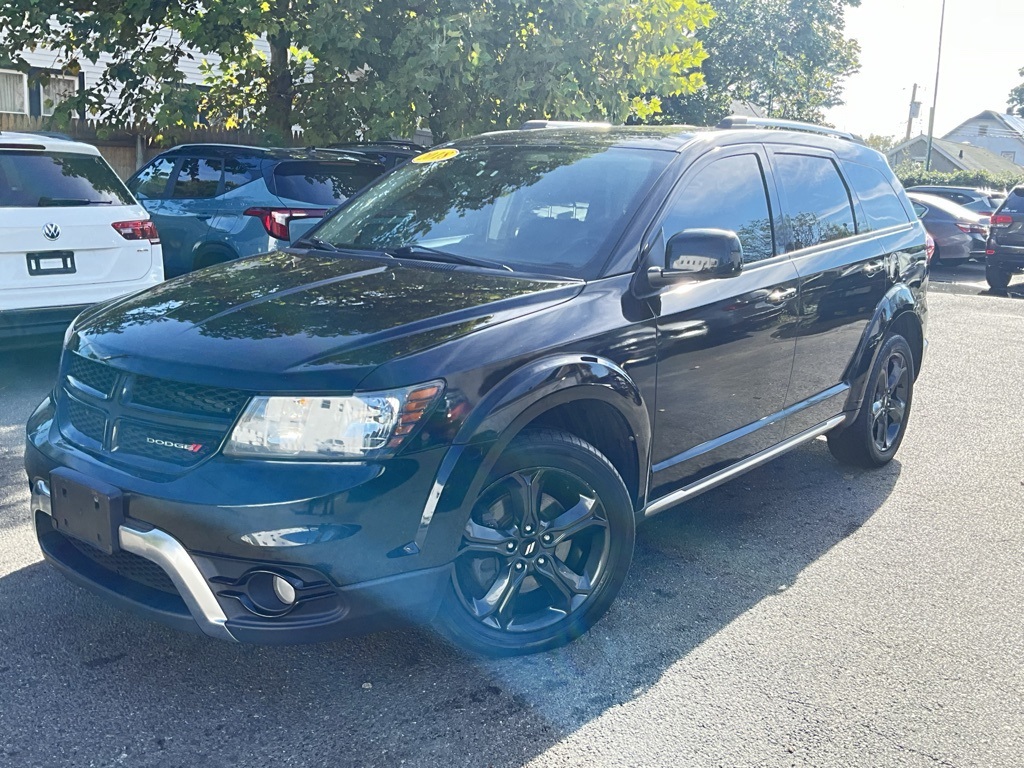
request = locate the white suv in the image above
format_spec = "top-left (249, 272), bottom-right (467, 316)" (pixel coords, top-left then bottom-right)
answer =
top-left (0, 133), bottom-right (164, 346)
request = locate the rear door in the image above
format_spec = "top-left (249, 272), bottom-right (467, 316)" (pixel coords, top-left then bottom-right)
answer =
top-left (149, 156), bottom-right (225, 275)
top-left (770, 150), bottom-right (895, 434)
top-left (0, 148), bottom-right (156, 300)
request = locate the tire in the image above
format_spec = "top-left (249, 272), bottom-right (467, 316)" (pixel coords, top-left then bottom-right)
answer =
top-left (986, 264), bottom-right (1011, 293)
top-left (436, 429), bottom-right (635, 656)
top-left (827, 333), bottom-right (915, 468)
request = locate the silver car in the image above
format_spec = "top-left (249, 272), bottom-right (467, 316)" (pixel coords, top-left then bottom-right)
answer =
top-left (907, 192), bottom-right (989, 266)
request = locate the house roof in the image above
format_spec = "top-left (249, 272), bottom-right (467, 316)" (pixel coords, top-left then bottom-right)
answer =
top-left (888, 134), bottom-right (1023, 174)
top-left (944, 111), bottom-right (1024, 142)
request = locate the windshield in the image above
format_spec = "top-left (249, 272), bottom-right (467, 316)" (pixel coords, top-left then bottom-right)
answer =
top-left (312, 144), bottom-right (671, 278)
top-left (0, 150), bottom-right (134, 207)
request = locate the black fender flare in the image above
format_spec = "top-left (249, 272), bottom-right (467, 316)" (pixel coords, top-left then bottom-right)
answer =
top-left (842, 283), bottom-right (924, 412)
top-left (405, 354), bottom-right (652, 563)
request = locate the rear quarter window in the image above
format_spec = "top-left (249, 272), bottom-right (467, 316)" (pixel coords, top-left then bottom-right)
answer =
top-left (271, 160), bottom-right (383, 205)
top-left (842, 162), bottom-right (911, 230)
top-left (0, 150), bottom-right (134, 207)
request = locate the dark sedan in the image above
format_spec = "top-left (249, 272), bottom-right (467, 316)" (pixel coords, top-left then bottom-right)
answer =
top-left (907, 192), bottom-right (988, 265)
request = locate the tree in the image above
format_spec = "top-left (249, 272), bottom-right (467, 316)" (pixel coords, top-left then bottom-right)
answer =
top-left (0, 0), bottom-right (714, 144)
top-left (864, 134), bottom-right (896, 153)
top-left (651, 0), bottom-right (861, 126)
top-left (1009, 67), bottom-right (1024, 117)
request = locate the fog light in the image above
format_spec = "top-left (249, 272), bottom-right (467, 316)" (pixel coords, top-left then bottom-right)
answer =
top-left (273, 575), bottom-right (297, 605)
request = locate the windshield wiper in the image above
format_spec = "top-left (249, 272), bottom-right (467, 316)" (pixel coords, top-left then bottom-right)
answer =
top-left (293, 236), bottom-right (341, 252)
top-left (385, 244), bottom-right (511, 271)
top-left (38, 197), bottom-right (113, 207)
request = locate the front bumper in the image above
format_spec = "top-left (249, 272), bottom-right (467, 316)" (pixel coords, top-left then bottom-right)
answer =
top-left (26, 398), bottom-right (455, 644)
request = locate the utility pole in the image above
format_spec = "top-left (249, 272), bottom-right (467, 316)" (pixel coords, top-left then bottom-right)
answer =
top-left (905, 83), bottom-right (920, 141)
top-left (925, 0), bottom-right (948, 171)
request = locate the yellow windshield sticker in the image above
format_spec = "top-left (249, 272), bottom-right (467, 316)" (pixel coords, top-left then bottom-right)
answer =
top-left (411, 148), bottom-right (460, 164)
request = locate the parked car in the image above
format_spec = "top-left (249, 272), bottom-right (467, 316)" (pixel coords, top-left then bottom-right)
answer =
top-left (327, 140), bottom-right (427, 170)
top-left (26, 119), bottom-right (929, 656)
top-left (0, 132), bottom-right (164, 347)
top-left (906, 191), bottom-right (989, 265)
top-left (905, 185), bottom-right (1006, 215)
top-left (985, 185), bottom-right (1024, 291)
top-left (126, 145), bottom-right (385, 277)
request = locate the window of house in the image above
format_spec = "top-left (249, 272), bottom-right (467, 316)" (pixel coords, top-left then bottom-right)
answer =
top-left (40, 75), bottom-right (78, 117)
top-left (0, 70), bottom-right (28, 115)
top-left (979, 125), bottom-right (989, 137)
top-left (773, 153), bottom-right (856, 251)
top-left (1002, 151), bottom-right (1016, 163)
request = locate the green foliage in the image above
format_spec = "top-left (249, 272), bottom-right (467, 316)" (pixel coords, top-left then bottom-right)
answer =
top-left (0, 0), bottom-right (713, 144)
top-left (651, 0), bottom-right (860, 126)
top-left (1009, 66), bottom-right (1024, 118)
top-left (893, 164), bottom-right (1024, 192)
top-left (864, 134), bottom-right (897, 153)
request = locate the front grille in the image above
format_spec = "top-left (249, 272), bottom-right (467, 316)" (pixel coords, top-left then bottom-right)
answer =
top-left (67, 354), bottom-right (118, 397)
top-left (58, 352), bottom-right (250, 471)
top-left (64, 535), bottom-right (179, 595)
top-left (67, 398), bottom-right (106, 444)
top-left (131, 376), bottom-right (251, 418)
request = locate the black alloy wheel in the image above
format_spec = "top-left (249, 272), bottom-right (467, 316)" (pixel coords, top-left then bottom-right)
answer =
top-left (828, 333), bottom-right (915, 468)
top-left (438, 429), bottom-right (635, 656)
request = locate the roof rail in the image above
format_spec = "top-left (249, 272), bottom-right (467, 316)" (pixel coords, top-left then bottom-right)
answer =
top-left (520, 120), bottom-right (612, 130)
top-left (717, 116), bottom-right (864, 144)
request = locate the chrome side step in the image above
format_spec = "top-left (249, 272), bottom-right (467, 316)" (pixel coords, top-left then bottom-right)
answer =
top-left (643, 415), bottom-right (847, 518)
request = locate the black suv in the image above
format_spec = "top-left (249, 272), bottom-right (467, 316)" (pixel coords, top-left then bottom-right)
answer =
top-left (986, 186), bottom-right (1024, 291)
top-left (26, 119), bottom-right (929, 656)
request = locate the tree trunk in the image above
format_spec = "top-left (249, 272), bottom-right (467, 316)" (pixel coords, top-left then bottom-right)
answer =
top-left (267, 20), bottom-right (293, 143)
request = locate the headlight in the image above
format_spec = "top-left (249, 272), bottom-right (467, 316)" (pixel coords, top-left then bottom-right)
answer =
top-left (224, 381), bottom-right (445, 460)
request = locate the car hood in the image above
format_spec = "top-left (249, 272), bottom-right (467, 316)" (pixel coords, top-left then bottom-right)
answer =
top-left (70, 251), bottom-right (583, 391)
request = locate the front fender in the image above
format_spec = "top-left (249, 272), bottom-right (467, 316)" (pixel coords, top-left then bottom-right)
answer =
top-left (406, 355), bottom-right (652, 566)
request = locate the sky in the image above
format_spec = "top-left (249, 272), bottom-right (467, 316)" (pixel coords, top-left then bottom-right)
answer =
top-left (824, 0), bottom-right (1024, 141)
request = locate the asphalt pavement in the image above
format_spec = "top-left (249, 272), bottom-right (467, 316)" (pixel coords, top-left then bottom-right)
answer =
top-left (0, 275), bottom-right (1022, 767)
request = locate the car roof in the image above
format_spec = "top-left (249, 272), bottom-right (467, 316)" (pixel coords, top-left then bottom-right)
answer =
top-left (906, 191), bottom-right (982, 218)
top-left (158, 143), bottom-right (383, 165)
top-left (452, 124), bottom-right (886, 164)
top-left (0, 131), bottom-right (102, 156)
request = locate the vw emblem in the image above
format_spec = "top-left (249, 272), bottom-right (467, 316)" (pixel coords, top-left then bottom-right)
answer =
top-left (43, 223), bottom-right (61, 241)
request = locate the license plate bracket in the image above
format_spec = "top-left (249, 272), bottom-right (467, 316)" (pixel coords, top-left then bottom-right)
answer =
top-left (27, 251), bottom-right (76, 276)
top-left (49, 468), bottom-right (124, 554)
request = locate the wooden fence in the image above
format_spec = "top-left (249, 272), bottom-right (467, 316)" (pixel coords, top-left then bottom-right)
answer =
top-left (0, 114), bottom-right (302, 180)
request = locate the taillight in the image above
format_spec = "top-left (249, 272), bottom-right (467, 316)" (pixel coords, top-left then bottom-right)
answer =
top-left (925, 233), bottom-right (935, 263)
top-left (244, 207), bottom-right (328, 240)
top-left (990, 214), bottom-right (1013, 228)
top-left (956, 223), bottom-right (988, 235)
top-left (112, 220), bottom-right (160, 244)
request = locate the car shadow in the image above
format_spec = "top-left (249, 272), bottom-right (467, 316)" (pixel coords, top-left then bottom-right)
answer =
top-left (0, 439), bottom-right (900, 767)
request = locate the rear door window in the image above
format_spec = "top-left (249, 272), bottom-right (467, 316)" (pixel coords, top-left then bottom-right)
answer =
top-left (773, 153), bottom-right (856, 251)
top-left (170, 158), bottom-right (223, 199)
top-left (131, 157), bottom-right (176, 199)
top-left (0, 150), bottom-right (134, 207)
top-left (271, 161), bottom-right (383, 205)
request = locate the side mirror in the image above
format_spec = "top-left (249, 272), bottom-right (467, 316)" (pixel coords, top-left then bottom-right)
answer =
top-left (647, 229), bottom-right (743, 287)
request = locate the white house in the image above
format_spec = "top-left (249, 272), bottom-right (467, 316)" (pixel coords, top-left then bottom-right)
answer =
top-left (942, 110), bottom-right (1024, 167)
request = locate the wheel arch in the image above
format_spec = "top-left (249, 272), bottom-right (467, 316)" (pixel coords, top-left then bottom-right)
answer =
top-left (410, 355), bottom-right (652, 563)
top-left (843, 284), bottom-right (925, 411)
